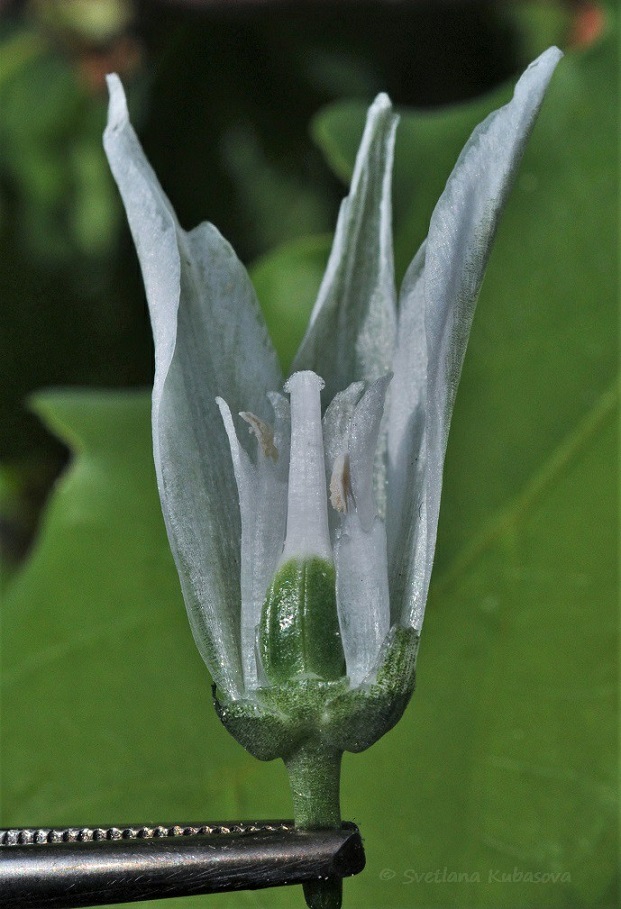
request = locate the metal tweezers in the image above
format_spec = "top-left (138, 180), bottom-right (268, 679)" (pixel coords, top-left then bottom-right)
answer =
top-left (0, 820), bottom-right (365, 908)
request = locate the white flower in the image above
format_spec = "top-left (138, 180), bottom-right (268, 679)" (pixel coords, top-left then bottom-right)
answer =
top-left (103, 47), bottom-right (561, 709)
top-left (104, 58), bottom-right (561, 908)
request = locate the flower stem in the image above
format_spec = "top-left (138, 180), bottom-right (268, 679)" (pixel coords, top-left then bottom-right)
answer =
top-left (285, 742), bottom-right (343, 909)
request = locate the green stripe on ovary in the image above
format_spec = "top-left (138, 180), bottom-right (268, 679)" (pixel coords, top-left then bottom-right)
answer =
top-left (259, 558), bottom-right (345, 685)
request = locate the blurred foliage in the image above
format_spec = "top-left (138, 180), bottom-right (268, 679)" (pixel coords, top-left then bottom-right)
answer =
top-left (0, 40), bottom-right (117, 266)
top-left (31, 0), bottom-right (134, 45)
top-left (1, 1), bottom-right (617, 908)
top-left (0, 0), bottom-right (149, 569)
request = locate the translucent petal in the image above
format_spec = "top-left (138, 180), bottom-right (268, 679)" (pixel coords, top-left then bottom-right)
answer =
top-left (348, 375), bottom-right (392, 532)
top-left (322, 382), bottom-right (365, 472)
top-left (293, 94), bottom-right (398, 399)
top-left (388, 47), bottom-right (562, 631)
top-left (335, 515), bottom-right (390, 688)
top-left (386, 244), bottom-right (427, 626)
top-left (104, 75), bottom-right (283, 698)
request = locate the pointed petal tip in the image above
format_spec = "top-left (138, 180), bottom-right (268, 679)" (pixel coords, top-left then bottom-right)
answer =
top-left (215, 395), bottom-right (230, 418)
top-left (104, 72), bottom-right (128, 133)
top-left (366, 92), bottom-right (399, 133)
top-left (535, 45), bottom-right (564, 66)
top-left (519, 45), bottom-right (563, 91)
top-left (369, 92), bottom-right (393, 114)
top-left (215, 396), bottom-right (236, 435)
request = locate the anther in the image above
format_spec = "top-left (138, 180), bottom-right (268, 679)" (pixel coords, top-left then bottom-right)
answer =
top-left (329, 453), bottom-right (351, 514)
top-left (239, 411), bottom-right (278, 461)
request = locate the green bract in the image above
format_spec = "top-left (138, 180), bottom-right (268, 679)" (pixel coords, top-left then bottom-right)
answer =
top-left (104, 48), bottom-right (561, 909)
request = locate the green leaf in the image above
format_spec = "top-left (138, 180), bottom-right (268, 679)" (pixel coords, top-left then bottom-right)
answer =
top-left (1, 17), bottom-right (617, 909)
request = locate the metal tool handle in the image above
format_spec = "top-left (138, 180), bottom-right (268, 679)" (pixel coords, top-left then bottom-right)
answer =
top-left (0, 821), bottom-right (365, 908)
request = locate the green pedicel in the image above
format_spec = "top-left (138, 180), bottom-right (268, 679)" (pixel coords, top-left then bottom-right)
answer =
top-left (219, 559), bottom-right (417, 909)
top-left (215, 625), bottom-right (419, 909)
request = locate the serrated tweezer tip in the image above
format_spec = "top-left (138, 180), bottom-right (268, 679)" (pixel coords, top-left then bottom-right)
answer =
top-left (0, 820), bottom-right (365, 908)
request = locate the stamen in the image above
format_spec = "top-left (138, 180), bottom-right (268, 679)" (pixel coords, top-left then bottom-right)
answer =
top-left (329, 453), bottom-right (351, 514)
top-left (240, 411), bottom-right (278, 461)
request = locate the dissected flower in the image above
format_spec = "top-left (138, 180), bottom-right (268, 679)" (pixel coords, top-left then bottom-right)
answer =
top-left (104, 48), bottom-right (561, 909)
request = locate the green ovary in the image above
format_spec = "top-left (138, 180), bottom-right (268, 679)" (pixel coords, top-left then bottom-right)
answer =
top-left (259, 557), bottom-right (345, 686)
